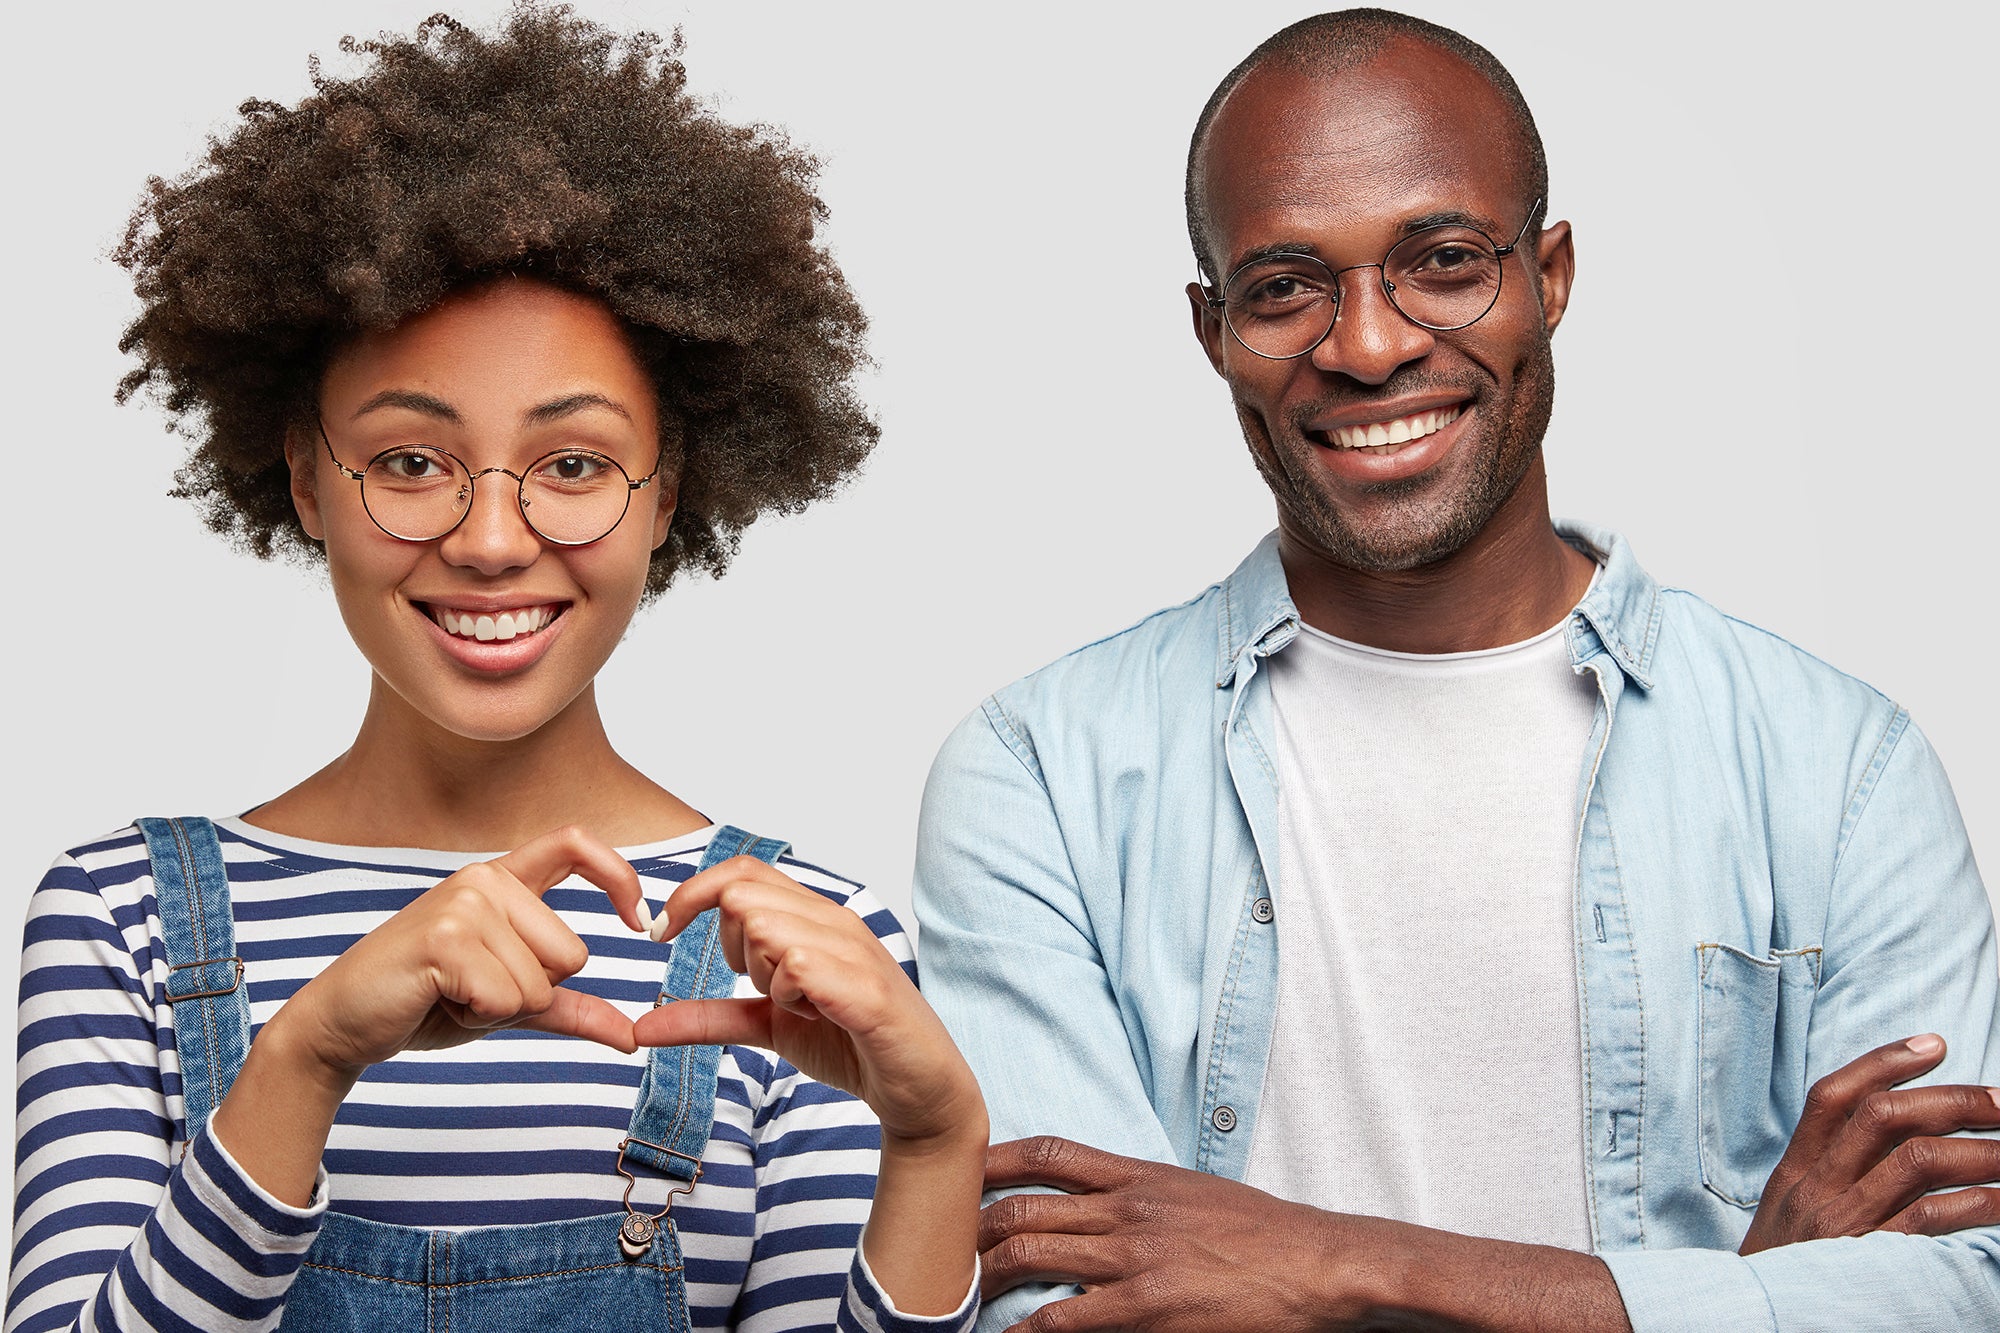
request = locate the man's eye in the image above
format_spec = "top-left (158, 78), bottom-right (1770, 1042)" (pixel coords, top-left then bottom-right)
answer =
top-left (1415, 244), bottom-right (1486, 272)
top-left (1235, 272), bottom-right (1326, 313)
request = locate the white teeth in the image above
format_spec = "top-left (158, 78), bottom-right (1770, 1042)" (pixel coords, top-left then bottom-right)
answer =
top-left (1328, 405), bottom-right (1462, 451)
top-left (431, 605), bottom-right (558, 642)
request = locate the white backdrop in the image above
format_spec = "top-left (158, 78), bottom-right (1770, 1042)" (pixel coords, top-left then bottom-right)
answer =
top-left (3, 0), bottom-right (1995, 1250)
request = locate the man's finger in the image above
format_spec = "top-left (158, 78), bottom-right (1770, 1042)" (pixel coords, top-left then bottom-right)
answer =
top-left (1774, 1035), bottom-right (1953, 1184)
top-left (1003, 1284), bottom-right (1132, 1333)
top-left (1819, 1085), bottom-right (2000, 1183)
top-left (1841, 1136), bottom-right (2000, 1226)
top-left (984, 1137), bottom-right (1151, 1194)
top-left (1886, 1184), bottom-right (2000, 1237)
top-left (491, 825), bottom-right (644, 929)
top-left (517, 986), bottom-right (638, 1054)
top-left (978, 1190), bottom-right (1110, 1252)
top-left (980, 1229), bottom-right (1127, 1300)
top-left (633, 995), bottom-right (775, 1049)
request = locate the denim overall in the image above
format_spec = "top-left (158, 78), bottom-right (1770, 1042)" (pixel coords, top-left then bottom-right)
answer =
top-left (137, 816), bottom-right (786, 1333)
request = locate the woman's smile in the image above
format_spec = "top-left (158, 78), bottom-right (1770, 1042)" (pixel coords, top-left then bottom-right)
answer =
top-left (300, 278), bottom-right (672, 743)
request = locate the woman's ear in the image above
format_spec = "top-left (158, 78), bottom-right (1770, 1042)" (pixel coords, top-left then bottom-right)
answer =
top-left (285, 427), bottom-right (327, 542)
top-left (651, 481), bottom-right (677, 552)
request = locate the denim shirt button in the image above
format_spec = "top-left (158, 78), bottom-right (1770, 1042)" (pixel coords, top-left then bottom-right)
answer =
top-left (1251, 897), bottom-right (1274, 924)
top-left (1211, 1104), bottom-right (1237, 1132)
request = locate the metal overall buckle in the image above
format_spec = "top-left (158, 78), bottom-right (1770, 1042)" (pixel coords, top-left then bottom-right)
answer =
top-left (613, 1136), bottom-right (703, 1260)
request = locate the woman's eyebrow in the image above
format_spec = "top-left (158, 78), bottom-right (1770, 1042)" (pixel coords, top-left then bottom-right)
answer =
top-left (351, 389), bottom-right (461, 422)
top-left (524, 393), bottom-right (631, 426)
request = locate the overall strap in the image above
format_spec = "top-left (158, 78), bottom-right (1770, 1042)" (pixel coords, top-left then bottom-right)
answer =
top-left (620, 825), bottom-right (790, 1182)
top-left (135, 817), bottom-right (251, 1145)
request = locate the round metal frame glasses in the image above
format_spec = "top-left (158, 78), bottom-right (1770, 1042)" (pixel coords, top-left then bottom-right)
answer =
top-left (317, 420), bottom-right (665, 546)
top-left (1202, 197), bottom-right (1546, 360)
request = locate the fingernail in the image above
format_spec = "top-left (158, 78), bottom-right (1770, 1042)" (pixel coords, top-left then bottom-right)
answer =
top-left (648, 913), bottom-right (672, 943)
top-left (1906, 1034), bottom-right (1945, 1056)
top-left (633, 896), bottom-right (655, 937)
top-left (1988, 1088), bottom-right (2000, 1110)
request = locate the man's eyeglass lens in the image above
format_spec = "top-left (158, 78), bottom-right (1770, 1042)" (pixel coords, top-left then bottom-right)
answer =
top-left (1220, 225), bottom-right (1509, 358)
top-left (360, 447), bottom-right (639, 545)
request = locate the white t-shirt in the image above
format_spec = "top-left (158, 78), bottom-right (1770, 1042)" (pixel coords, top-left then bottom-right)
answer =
top-left (1243, 613), bottom-right (1599, 1251)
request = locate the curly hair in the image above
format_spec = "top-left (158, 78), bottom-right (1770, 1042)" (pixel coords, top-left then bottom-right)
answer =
top-left (115, 4), bottom-right (876, 596)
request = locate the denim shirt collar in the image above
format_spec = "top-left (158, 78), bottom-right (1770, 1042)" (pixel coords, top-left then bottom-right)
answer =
top-left (1213, 520), bottom-right (1664, 691)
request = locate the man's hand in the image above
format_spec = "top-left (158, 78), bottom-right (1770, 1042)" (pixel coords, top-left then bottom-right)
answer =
top-left (981, 1137), bottom-right (1629, 1333)
top-left (1741, 1034), bottom-right (2000, 1254)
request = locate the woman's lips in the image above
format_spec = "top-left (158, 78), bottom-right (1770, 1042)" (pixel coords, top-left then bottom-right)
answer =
top-left (416, 601), bottom-right (570, 674)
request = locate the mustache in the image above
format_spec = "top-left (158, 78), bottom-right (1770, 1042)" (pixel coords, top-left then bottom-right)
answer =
top-left (1285, 377), bottom-right (1479, 433)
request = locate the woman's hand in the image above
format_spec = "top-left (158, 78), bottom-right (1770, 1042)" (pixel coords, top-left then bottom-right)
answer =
top-left (214, 825), bottom-right (648, 1207)
top-left (632, 856), bottom-right (987, 1317)
top-left (273, 824), bottom-right (647, 1077)
top-left (631, 855), bottom-right (982, 1146)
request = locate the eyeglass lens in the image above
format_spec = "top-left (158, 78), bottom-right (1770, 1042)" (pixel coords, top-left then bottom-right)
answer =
top-left (359, 447), bottom-right (636, 545)
top-left (1221, 224), bottom-right (1507, 358)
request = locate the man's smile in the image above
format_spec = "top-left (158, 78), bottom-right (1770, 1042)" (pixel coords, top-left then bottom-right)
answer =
top-left (1312, 404), bottom-right (1465, 453)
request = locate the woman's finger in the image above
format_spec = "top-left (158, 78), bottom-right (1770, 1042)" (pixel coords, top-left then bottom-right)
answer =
top-left (492, 824), bottom-right (645, 932)
top-left (634, 996), bottom-right (776, 1049)
top-left (654, 857), bottom-right (843, 942)
top-left (763, 944), bottom-right (826, 1022)
top-left (434, 948), bottom-right (527, 1030)
top-left (517, 986), bottom-right (639, 1054)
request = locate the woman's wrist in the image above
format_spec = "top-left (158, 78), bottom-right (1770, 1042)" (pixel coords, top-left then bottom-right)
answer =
top-left (206, 1004), bottom-right (359, 1208)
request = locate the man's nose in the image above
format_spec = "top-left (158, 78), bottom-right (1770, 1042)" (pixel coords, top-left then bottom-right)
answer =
top-left (1308, 266), bottom-right (1435, 385)
top-left (437, 469), bottom-right (540, 573)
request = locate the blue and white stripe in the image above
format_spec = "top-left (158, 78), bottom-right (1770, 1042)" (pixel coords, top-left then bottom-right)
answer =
top-left (8, 820), bottom-right (974, 1333)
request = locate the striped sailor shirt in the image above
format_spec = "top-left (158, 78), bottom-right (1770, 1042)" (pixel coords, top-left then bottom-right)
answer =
top-left (8, 820), bottom-right (975, 1333)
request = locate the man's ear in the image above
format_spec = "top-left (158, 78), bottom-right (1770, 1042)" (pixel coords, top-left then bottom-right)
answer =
top-left (1535, 220), bottom-right (1575, 337)
top-left (284, 427), bottom-right (327, 542)
top-left (1188, 280), bottom-right (1229, 376)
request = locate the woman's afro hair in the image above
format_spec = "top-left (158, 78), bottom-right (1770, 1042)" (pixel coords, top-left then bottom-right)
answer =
top-left (116, 4), bottom-right (876, 596)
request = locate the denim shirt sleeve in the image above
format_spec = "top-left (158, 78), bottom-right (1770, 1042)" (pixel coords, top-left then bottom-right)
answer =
top-left (1603, 718), bottom-right (2000, 1331)
top-left (913, 704), bottom-right (1180, 1330)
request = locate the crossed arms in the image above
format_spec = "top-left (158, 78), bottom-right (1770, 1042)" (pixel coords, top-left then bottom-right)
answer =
top-left (914, 705), bottom-right (2000, 1332)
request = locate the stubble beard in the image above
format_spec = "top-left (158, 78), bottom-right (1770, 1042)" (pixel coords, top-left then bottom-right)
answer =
top-left (1238, 342), bottom-right (1557, 574)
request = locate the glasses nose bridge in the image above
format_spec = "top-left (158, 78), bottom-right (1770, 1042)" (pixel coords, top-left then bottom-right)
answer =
top-left (451, 462), bottom-right (536, 539)
top-left (1323, 258), bottom-right (1396, 326)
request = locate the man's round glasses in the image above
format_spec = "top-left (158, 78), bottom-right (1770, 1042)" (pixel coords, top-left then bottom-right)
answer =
top-left (1203, 197), bottom-right (1545, 360)
top-left (318, 422), bottom-right (663, 546)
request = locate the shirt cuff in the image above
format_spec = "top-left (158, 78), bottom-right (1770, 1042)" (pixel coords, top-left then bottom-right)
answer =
top-left (195, 1119), bottom-right (332, 1241)
top-left (842, 1242), bottom-right (979, 1333)
top-left (1598, 1247), bottom-right (1778, 1333)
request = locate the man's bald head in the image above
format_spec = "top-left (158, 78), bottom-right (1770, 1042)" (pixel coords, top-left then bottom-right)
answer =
top-left (1186, 8), bottom-right (1548, 282)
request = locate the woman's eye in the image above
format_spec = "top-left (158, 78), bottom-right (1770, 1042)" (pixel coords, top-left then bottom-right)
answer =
top-left (539, 453), bottom-right (610, 483)
top-left (383, 450), bottom-right (445, 479)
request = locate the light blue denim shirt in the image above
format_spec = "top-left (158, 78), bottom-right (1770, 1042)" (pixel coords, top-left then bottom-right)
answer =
top-left (914, 523), bottom-right (1999, 1332)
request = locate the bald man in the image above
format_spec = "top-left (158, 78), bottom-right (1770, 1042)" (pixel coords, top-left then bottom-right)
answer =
top-left (914, 9), bottom-right (2000, 1332)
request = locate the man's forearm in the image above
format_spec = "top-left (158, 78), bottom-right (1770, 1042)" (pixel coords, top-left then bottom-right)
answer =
top-left (1348, 1218), bottom-right (1633, 1333)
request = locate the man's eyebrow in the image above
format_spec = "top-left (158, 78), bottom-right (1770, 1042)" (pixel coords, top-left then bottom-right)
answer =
top-left (523, 393), bottom-right (632, 426)
top-left (351, 390), bottom-right (462, 422)
top-left (1400, 209), bottom-right (1505, 236)
top-left (1225, 210), bottom-right (1513, 272)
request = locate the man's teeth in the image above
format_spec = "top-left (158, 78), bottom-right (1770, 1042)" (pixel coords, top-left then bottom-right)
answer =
top-left (1327, 405), bottom-right (1462, 451)
top-left (434, 605), bottom-right (559, 642)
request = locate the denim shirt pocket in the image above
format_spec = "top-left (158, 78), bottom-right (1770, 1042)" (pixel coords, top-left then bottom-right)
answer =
top-left (1695, 941), bottom-right (1824, 1207)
